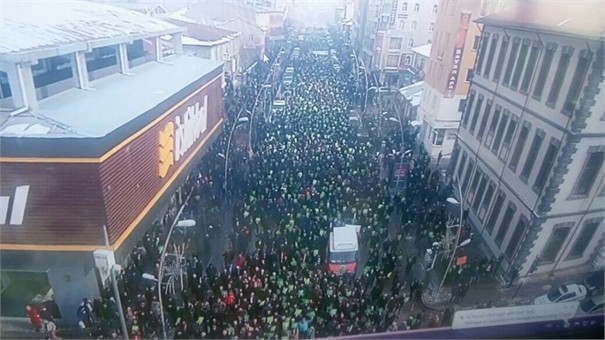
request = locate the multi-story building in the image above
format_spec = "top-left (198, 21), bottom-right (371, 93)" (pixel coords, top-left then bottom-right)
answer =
top-left (355, 0), bottom-right (438, 87)
top-left (418, 0), bottom-right (506, 159)
top-left (450, 0), bottom-right (605, 280)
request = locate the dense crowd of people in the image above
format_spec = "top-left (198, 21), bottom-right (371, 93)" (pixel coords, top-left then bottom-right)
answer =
top-left (26, 28), bottom-right (501, 339)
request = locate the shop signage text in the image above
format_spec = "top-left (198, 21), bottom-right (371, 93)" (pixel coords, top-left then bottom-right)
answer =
top-left (159, 96), bottom-right (209, 178)
top-left (0, 185), bottom-right (30, 225)
top-left (446, 13), bottom-right (471, 98)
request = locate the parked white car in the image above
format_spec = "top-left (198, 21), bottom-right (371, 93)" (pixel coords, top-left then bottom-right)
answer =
top-left (534, 284), bottom-right (587, 305)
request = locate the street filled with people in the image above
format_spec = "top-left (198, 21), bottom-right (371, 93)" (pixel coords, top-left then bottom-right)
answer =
top-left (26, 28), bottom-right (501, 339)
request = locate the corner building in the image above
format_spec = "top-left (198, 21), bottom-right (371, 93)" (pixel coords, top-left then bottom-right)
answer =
top-left (450, 1), bottom-right (605, 280)
top-left (0, 1), bottom-right (224, 322)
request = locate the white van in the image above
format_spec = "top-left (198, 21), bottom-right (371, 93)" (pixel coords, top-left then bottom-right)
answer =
top-left (328, 223), bottom-right (360, 275)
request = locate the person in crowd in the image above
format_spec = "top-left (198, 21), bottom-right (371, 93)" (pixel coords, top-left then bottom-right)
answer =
top-left (25, 305), bottom-right (42, 332)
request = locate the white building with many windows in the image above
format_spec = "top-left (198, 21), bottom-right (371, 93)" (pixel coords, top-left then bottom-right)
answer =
top-left (450, 0), bottom-right (605, 280)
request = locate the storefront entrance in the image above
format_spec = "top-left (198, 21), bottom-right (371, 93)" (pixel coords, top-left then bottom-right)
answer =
top-left (0, 271), bottom-right (60, 318)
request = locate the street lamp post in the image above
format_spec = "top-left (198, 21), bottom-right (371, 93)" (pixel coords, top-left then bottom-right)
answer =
top-left (435, 178), bottom-right (465, 299)
top-left (102, 225), bottom-right (129, 340)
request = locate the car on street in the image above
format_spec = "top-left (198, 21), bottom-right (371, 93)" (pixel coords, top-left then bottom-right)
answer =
top-left (579, 294), bottom-right (604, 314)
top-left (584, 269), bottom-right (604, 296)
top-left (533, 284), bottom-right (587, 305)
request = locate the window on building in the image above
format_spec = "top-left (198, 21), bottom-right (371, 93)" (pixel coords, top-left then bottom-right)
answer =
top-left (472, 36), bottom-right (481, 50)
top-left (563, 50), bottom-right (593, 114)
top-left (445, 33), bottom-right (451, 48)
top-left (520, 45), bottom-right (541, 93)
top-left (399, 20), bottom-right (406, 30)
top-left (402, 2), bottom-right (408, 11)
top-left (386, 55), bottom-right (399, 68)
top-left (546, 47), bottom-right (573, 107)
top-left (411, 21), bottom-right (417, 30)
top-left (493, 36), bottom-right (509, 82)
top-left (568, 219), bottom-right (601, 259)
top-left (479, 181), bottom-right (495, 220)
top-left (457, 152), bottom-right (468, 181)
top-left (520, 130), bottom-right (544, 181)
top-left (461, 92), bottom-right (476, 127)
top-left (486, 191), bottom-right (505, 235)
top-left (405, 55), bottom-right (412, 65)
top-left (85, 46), bottom-right (118, 75)
top-left (467, 167), bottom-right (483, 204)
top-left (499, 114), bottom-right (518, 160)
top-left (483, 34), bottom-right (499, 79)
top-left (468, 95), bottom-right (483, 135)
top-left (476, 101), bottom-right (492, 141)
top-left (571, 147), bottom-right (605, 196)
top-left (0, 71), bottom-right (11, 99)
top-left (534, 141), bottom-right (558, 192)
top-left (505, 215), bottom-right (528, 259)
top-left (466, 68), bottom-right (474, 82)
top-left (495, 203), bottom-right (517, 247)
top-left (491, 110), bottom-right (509, 154)
top-left (30, 54), bottom-right (74, 89)
top-left (533, 44), bottom-right (557, 99)
top-left (433, 4), bottom-right (438, 13)
top-left (430, 128), bottom-right (446, 146)
top-left (472, 173), bottom-right (488, 212)
top-left (414, 3), bottom-right (420, 12)
top-left (502, 38), bottom-right (521, 86)
top-left (484, 105), bottom-right (501, 148)
top-left (509, 122), bottom-right (531, 171)
top-left (510, 39), bottom-right (531, 89)
top-left (475, 33), bottom-right (490, 75)
top-left (429, 23), bottom-right (435, 32)
top-left (462, 160), bottom-right (476, 193)
top-left (540, 223), bottom-right (572, 263)
top-left (458, 98), bottom-right (467, 112)
top-left (389, 37), bottom-right (403, 50)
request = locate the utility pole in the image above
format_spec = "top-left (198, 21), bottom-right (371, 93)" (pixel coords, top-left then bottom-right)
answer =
top-left (102, 225), bottom-right (129, 340)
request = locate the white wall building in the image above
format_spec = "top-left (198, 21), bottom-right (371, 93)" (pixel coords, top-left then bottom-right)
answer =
top-left (450, 0), bottom-right (605, 281)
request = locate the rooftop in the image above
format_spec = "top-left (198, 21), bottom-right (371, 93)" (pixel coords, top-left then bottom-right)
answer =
top-left (399, 81), bottom-right (424, 107)
top-left (165, 18), bottom-right (240, 44)
top-left (476, 0), bottom-right (604, 40)
top-left (0, 0), bottom-right (182, 59)
top-left (0, 55), bottom-right (223, 138)
top-left (411, 44), bottom-right (431, 58)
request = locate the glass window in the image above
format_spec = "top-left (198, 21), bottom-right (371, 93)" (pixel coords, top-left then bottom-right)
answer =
top-left (510, 40), bottom-right (530, 89)
top-left (0, 71), bottom-right (11, 99)
top-left (493, 36), bottom-right (509, 82)
top-left (483, 34), bottom-right (499, 79)
top-left (499, 115), bottom-right (518, 160)
top-left (462, 160), bottom-right (475, 194)
top-left (402, 2), bottom-right (408, 11)
top-left (467, 167), bottom-right (483, 204)
top-left (563, 50), bottom-right (592, 114)
top-left (414, 3), bottom-right (420, 12)
top-left (505, 216), bottom-right (528, 259)
top-left (30, 54), bottom-right (74, 89)
top-left (469, 95), bottom-right (484, 135)
top-left (461, 92), bottom-right (475, 127)
top-left (520, 45), bottom-right (541, 93)
top-left (572, 148), bottom-right (605, 196)
top-left (457, 152), bottom-right (468, 180)
top-left (458, 98), bottom-right (467, 112)
top-left (399, 20), bottom-right (406, 30)
top-left (484, 105), bottom-right (501, 148)
top-left (520, 131), bottom-right (544, 181)
top-left (534, 142), bottom-right (558, 191)
top-left (491, 111), bottom-right (509, 154)
top-left (509, 123), bottom-right (530, 171)
top-left (472, 174), bottom-right (488, 212)
top-left (411, 21), bottom-right (417, 30)
top-left (408, 38), bottom-right (414, 47)
top-left (429, 23), bottom-right (435, 32)
top-left (472, 36), bottom-right (481, 50)
top-left (479, 181), bottom-right (495, 220)
top-left (502, 38), bottom-right (520, 86)
top-left (432, 4), bottom-right (438, 13)
top-left (466, 68), bottom-right (474, 82)
top-left (386, 55), bottom-right (399, 68)
top-left (86, 46), bottom-right (118, 73)
top-left (475, 33), bottom-right (490, 75)
top-left (431, 128), bottom-right (446, 145)
top-left (533, 44), bottom-right (557, 98)
top-left (546, 48), bottom-right (572, 107)
top-left (486, 191), bottom-right (505, 235)
top-left (495, 203), bottom-right (517, 247)
top-left (568, 219), bottom-right (601, 259)
top-left (476, 101), bottom-right (492, 141)
top-left (389, 38), bottom-right (403, 50)
top-left (540, 223), bottom-right (572, 263)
